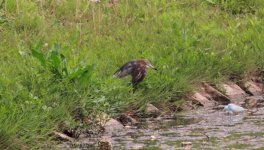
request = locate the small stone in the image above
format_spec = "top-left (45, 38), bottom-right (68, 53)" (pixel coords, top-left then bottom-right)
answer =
top-left (98, 136), bottom-right (112, 150)
top-left (180, 101), bottom-right (194, 110)
top-left (146, 103), bottom-right (161, 117)
top-left (181, 141), bottom-right (192, 150)
top-left (151, 135), bottom-right (157, 140)
top-left (131, 144), bottom-right (144, 149)
top-left (96, 112), bottom-right (111, 125)
top-left (78, 133), bottom-right (88, 139)
top-left (118, 114), bottom-right (138, 126)
top-left (243, 96), bottom-right (264, 108)
top-left (103, 118), bottom-right (123, 134)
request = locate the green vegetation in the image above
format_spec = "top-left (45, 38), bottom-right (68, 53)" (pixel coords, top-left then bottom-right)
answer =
top-left (1, 0), bottom-right (264, 148)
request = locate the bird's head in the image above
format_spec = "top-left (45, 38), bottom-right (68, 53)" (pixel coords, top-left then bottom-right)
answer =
top-left (143, 59), bottom-right (158, 71)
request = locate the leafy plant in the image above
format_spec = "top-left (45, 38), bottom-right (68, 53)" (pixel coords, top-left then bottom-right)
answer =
top-left (31, 44), bottom-right (95, 84)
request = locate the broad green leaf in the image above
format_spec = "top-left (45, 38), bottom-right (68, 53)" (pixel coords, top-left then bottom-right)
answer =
top-left (68, 64), bottom-right (94, 82)
top-left (60, 54), bottom-right (68, 76)
top-left (31, 49), bottom-right (46, 67)
top-left (68, 67), bottom-right (86, 80)
top-left (48, 48), bottom-right (61, 71)
top-left (78, 64), bottom-right (95, 86)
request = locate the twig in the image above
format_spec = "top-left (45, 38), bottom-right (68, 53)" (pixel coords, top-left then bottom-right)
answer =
top-left (53, 131), bottom-right (75, 142)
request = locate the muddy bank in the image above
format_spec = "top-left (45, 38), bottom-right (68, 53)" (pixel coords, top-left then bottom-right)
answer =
top-left (56, 106), bottom-right (264, 149)
top-left (55, 75), bottom-right (264, 149)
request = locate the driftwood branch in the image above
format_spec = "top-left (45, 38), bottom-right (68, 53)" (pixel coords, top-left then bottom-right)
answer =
top-left (53, 131), bottom-right (75, 142)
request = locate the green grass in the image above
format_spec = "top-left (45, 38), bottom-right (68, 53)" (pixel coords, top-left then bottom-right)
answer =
top-left (1, 0), bottom-right (264, 149)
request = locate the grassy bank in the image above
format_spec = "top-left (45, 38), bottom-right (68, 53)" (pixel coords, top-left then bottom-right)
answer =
top-left (1, 0), bottom-right (264, 148)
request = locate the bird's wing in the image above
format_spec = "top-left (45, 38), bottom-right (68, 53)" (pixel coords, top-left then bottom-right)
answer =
top-left (113, 61), bottom-right (136, 78)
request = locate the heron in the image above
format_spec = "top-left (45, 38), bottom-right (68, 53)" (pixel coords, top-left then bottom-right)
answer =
top-left (113, 59), bottom-right (157, 86)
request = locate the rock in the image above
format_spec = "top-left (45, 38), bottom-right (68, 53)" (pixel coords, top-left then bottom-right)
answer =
top-left (191, 92), bottom-right (214, 107)
top-left (145, 103), bottom-right (161, 117)
top-left (70, 141), bottom-right (97, 149)
top-left (189, 83), bottom-right (231, 107)
top-left (243, 81), bottom-right (263, 96)
top-left (218, 82), bottom-right (248, 102)
top-left (78, 133), bottom-right (88, 139)
top-left (180, 101), bottom-right (195, 110)
top-left (202, 83), bottom-right (230, 105)
top-left (98, 136), bottom-right (112, 150)
top-left (118, 114), bottom-right (139, 126)
top-left (131, 144), bottom-right (144, 149)
top-left (150, 135), bottom-right (157, 140)
top-left (78, 137), bottom-right (101, 148)
top-left (243, 96), bottom-right (264, 108)
top-left (103, 118), bottom-right (123, 134)
top-left (181, 141), bottom-right (192, 150)
top-left (97, 113), bottom-right (111, 125)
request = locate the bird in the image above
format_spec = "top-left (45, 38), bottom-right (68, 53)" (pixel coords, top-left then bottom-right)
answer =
top-left (113, 59), bottom-right (157, 86)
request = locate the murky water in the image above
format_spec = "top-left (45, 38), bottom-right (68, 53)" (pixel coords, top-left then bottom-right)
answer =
top-left (58, 106), bottom-right (264, 150)
top-left (110, 107), bottom-right (264, 150)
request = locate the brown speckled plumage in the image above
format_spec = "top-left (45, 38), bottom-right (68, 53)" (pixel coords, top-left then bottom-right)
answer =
top-left (113, 59), bottom-right (157, 86)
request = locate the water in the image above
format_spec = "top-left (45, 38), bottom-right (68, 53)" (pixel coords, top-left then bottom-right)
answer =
top-left (58, 106), bottom-right (264, 150)
top-left (110, 107), bottom-right (264, 149)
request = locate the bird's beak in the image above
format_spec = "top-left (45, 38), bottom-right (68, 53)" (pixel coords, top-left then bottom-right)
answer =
top-left (148, 64), bottom-right (157, 71)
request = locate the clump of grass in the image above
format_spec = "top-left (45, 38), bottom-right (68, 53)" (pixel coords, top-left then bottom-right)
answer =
top-left (1, 0), bottom-right (264, 148)
top-left (206, 0), bottom-right (257, 14)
